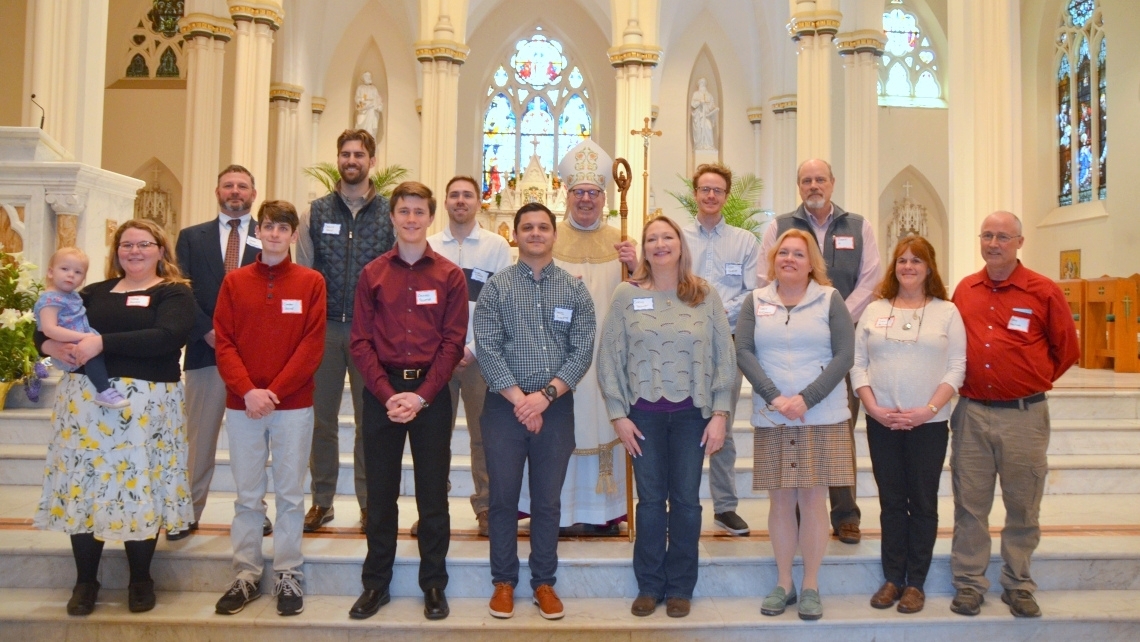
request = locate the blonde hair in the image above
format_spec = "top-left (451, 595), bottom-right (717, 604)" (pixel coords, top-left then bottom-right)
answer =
top-left (108, 219), bottom-right (189, 284)
top-left (765, 228), bottom-right (831, 286)
top-left (49, 247), bottom-right (90, 270)
top-left (630, 215), bottom-right (709, 307)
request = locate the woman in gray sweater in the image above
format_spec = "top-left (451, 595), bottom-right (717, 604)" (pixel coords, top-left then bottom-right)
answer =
top-left (597, 215), bottom-right (736, 619)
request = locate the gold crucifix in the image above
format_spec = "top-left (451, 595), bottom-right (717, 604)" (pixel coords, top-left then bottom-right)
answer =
top-left (631, 117), bottom-right (662, 222)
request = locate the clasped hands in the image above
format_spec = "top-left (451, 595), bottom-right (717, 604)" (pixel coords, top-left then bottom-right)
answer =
top-left (386, 392), bottom-right (424, 424)
top-left (865, 401), bottom-right (935, 431)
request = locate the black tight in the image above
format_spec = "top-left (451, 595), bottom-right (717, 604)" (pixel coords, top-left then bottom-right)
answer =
top-left (70, 534), bottom-right (157, 584)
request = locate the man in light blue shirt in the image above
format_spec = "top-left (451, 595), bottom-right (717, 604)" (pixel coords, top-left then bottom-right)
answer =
top-left (682, 163), bottom-right (758, 536)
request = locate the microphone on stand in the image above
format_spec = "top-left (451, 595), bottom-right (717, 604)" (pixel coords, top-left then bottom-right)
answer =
top-left (30, 94), bottom-right (45, 129)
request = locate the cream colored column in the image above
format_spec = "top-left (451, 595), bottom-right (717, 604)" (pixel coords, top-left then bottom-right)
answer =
top-left (609, 0), bottom-right (660, 242)
top-left (788, 1), bottom-right (841, 165)
top-left (308, 97), bottom-right (326, 201)
top-left (769, 96), bottom-right (798, 214)
top-left (179, 9), bottom-right (234, 226)
top-left (24, 0), bottom-right (108, 165)
top-left (837, 31), bottom-right (885, 228)
top-left (747, 107), bottom-right (764, 178)
top-left (946, 0), bottom-right (1023, 282)
top-left (227, 1), bottom-right (282, 200)
top-left (268, 84), bottom-right (302, 201)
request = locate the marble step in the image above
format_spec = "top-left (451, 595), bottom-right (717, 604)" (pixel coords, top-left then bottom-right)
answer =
top-left (3, 588), bottom-right (1138, 641)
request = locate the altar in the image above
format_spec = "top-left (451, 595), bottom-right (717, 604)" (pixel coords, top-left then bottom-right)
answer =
top-left (478, 149), bottom-right (568, 246)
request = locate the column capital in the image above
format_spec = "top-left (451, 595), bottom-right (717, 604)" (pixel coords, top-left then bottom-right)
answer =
top-left (607, 45), bottom-right (661, 68)
top-left (414, 40), bottom-right (469, 64)
top-left (310, 97), bottom-right (326, 114)
top-left (45, 192), bottom-right (87, 216)
top-left (747, 107), bottom-right (764, 124)
top-left (180, 12), bottom-right (235, 41)
top-left (835, 30), bottom-right (886, 57)
top-left (228, 2), bottom-right (284, 30)
top-left (769, 95), bottom-right (798, 113)
top-left (788, 10), bottom-right (843, 41)
top-left (269, 83), bottom-right (303, 103)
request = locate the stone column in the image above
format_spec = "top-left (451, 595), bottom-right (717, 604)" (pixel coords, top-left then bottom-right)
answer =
top-left (788, 3), bottom-right (841, 165)
top-left (946, 0), bottom-right (1023, 282)
top-left (268, 84), bottom-right (302, 201)
top-left (227, 0), bottom-right (283, 200)
top-left (179, 8), bottom-right (234, 226)
top-left (837, 30), bottom-right (886, 230)
top-left (309, 97), bottom-right (326, 201)
top-left (45, 193), bottom-right (86, 249)
top-left (747, 107), bottom-right (764, 178)
top-left (24, 0), bottom-right (109, 165)
top-left (769, 96), bottom-right (798, 214)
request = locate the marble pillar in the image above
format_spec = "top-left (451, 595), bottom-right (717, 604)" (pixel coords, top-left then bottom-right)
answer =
top-left (227, 1), bottom-right (282, 204)
top-left (769, 96), bottom-right (798, 215)
top-left (789, 7), bottom-right (841, 165)
top-left (837, 30), bottom-right (886, 231)
top-left (179, 10), bottom-right (234, 226)
top-left (309, 97), bottom-right (326, 201)
top-left (747, 107), bottom-right (764, 179)
top-left (269, 84), bottom-right (303, 202)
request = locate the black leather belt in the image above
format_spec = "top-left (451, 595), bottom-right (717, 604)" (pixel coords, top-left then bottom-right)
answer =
top-left (965, 392), bottom-right (1046, 410)
top-left (385, 366), bottom-right (426, 380)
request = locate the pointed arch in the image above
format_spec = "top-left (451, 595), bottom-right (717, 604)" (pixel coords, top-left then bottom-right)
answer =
top-left (686, 45), bottom-right (723, 167)
top-left (878, 166), bottom-right (948, 274)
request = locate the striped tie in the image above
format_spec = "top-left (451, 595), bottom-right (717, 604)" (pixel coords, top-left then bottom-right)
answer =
top-left (224, 219), bottom-right (241, 273)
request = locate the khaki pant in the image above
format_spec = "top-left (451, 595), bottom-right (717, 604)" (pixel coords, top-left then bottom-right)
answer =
top-left (950, 397), bottom-right (1050, 593)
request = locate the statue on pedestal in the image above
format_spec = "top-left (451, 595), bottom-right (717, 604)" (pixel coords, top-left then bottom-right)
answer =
top-left (690, 78), bottom-right (718, 151)
top-left (354, 72), bottom-right (383, 139)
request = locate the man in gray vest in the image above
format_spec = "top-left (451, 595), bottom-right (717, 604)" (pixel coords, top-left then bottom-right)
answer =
top-left (758, 158), bottom-right (881, 544)
top-left (296, 129), bottom-right (394, 533)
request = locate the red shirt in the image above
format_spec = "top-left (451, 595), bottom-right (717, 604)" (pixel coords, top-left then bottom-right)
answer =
top-left (349, 244), bottom-right (468, 404)
top-left (214, 255), bottom-right (327, 410)
top-left (953, 261), bottom-right (1079, 400)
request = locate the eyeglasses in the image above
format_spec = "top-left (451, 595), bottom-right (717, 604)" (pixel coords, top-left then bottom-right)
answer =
top-left (571, 188), bottom-right (601, 199)
top-left (697, 186), bottom-right (726, 196)
top-left (118, 241), bottom-right (159, 251)
top-left (978, 233), bottom-right (1021, 244)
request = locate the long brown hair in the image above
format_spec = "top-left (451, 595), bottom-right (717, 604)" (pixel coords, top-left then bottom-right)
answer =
top-left (875, 235), bottom-right (948, 300)
top-left (108, 219), bottom-right (189, 284)
top-left (765, 228), bottom-right (831, 286)
top-left (630, 215), bottom-right (709, 307)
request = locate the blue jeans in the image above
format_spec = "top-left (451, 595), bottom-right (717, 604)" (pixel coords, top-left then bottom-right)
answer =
top-left (629, 406), bottom-right (707, 600)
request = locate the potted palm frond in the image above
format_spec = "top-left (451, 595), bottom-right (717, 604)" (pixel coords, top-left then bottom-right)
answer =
top-left (666, 173), bottom-right (773, 240)
top-left (303, 163), bottom-right (410, 197)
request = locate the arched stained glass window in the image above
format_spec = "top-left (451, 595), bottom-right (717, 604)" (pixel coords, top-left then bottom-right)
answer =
top-left (1056, 0), bottom-right (1106, 206)
top-left (480, 28), bottom-right (592, 202)
top-left (122, 3), bottom-right (184, 80)
top-left (879, 5), bottom-right (944, 108)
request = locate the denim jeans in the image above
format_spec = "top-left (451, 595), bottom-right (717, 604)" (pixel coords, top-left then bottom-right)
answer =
top-left (629, 405), bottom-right (707, 600)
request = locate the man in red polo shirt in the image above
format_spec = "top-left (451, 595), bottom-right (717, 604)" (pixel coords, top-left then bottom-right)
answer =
top-left (347, 181), bottom-right (468, 622)
top-left (948, 211), bottom-right (1078, 619)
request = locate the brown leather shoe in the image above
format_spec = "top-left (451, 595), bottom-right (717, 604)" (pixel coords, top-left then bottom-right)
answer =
top-left (410, 520), bottom-right (419, 536)
top-left (533, 584), bottom-right (564, 620)
top-left (303, 505), bottom-right (334, 533)
top-left (897, 586), bottom-right (925, 614)
top-left (631, 595), bottom-right (660, 616)
top-left (665, 597), bottom-right (691, 618)
top-left (488, 582), bottom-right (514, 618)
top-left (837, 522), bottom-right (861, 544)
top-left (870, 581), bottom-right (901, 609)
top-left (359, 509), bottom-right (367, 534)
top-left (476, 511), bottom-right (489, 537)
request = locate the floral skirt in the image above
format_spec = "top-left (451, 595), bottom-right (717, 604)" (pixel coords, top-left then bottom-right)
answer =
top-left (33, 373), bottom-right (194, 541)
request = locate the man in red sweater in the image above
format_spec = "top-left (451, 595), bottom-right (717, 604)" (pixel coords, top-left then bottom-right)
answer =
top-left (212, 200), bottom-right (327, 618)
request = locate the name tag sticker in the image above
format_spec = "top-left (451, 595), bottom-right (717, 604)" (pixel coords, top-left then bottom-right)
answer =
top-left (282, 299), bottom-right (302, 314)
top-left (756, 304), bottom-right (777, 316)
top-left (125, 295), bottom-right (150, 307)
top-left (834, 236), bottom-right (855, 250)
top-left (633, 297), bottom-right (654, 311)
top-left (725, 262), bottom-right (743, 276)
top-left (1008, 316), bottom-right (1030, 333)
top-left (416, 290), bottom-right (438, 305)
top-left (553, 307), bottom-right (573, 322)
top-left (246, 236), bottom-right (262, 249)
top-left (875, 316), bottom-right (895, 328)
top-left (321, 223), bottom-right (341, 235)
top-left (471, 268), bottom-right (490, 283)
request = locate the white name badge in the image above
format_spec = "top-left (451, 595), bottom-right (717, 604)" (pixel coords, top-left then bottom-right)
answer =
top-left (834, 236), bottom-right (855, 250)
top-left (553, 306), bottom-right (573, 322)
top-left (282, 299), bottom-right (302, 314)
top-left (633, 297), bottom-right (654, 311)
top-left (322, 223), bottom-right (341, 235)
top-left (416, 290), bottom-right (438, 305)
top-left (246, 236), bottom-right (262, 249)
top-left (1008, 315), bottom-right (1030, 333)
top-left (756, 304), bottom-right (777, 316)
top-left (125, 295), bottom-right (151, 307)
top-left (471, 268), bottom-right (490, 283)
top-left (875, 316), bottom-right (895, 328)
top-left (725, 262), bottom-right (743, 276)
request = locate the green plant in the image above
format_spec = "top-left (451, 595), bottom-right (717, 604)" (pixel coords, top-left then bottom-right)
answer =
top-left (0, 247), bottom-right (44, 383)
top-left (302, 162), bottom-right (410, 197)
top-left (666, 173), bottom-right (773, 240)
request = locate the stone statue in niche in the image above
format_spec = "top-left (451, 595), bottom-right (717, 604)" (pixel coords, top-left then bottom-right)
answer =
top-left (690, 78), bottom-right (719, 151)
top-left (354, 72), bottom-right (383, 139)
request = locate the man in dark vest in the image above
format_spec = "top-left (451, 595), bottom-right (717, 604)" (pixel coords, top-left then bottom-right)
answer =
top-left (296, 129), bottom-right (394, 533)
top-left (758, 158), bottom-right (881, 544)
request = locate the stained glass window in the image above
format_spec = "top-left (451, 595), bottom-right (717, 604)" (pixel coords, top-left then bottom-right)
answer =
top-left (126, 54), bottom-right (150, 78)
top-left (480, 30), bottom-right (592, 203)
top-left (156, 47), bottom-right (179, 77)
top-left (1056, 0), bottom-right (1106, 206)
top-left (879, 5), bottom-right (943, 108)
top-left (123, 8), bottom-right (183, 80)
top-left (148, 0), bottom-right (184, 37)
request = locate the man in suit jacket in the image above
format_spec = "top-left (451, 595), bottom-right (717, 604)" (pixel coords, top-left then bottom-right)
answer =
top-left (170, 164), bottom-right (268, 540)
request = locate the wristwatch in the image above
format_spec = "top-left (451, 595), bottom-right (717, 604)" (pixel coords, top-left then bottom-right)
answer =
top-left (542, 384), bottom-right (558, 402)
top-left (927, 404), bottom-right (939, 414)
top-left (416, 394), bottom-right (429, 409)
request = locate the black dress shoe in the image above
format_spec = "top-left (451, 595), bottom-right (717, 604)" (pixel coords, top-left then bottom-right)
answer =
top-left (263, 516), bottom-right (273, 536)
top-left (128, 579), bottom-right (156, 613)
top-left (166, 521), bottom-right (198, 541)
top-left (66, 581), bottom-right (100, 616)
top-left (349, 588), bottom-right (390, 619)
top-left (424, 587), bottom-right (449, 620)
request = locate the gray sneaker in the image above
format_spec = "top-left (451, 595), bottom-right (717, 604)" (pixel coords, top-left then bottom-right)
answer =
top-left (761, 583), bottom-right (797, 616)
top-left (216, 579), bottom-right (260, 615)
top-left (713, 511), bottom-right (750, 536)
top-left (798, 588), bottom-right (823, 621)
top-left (275, 573), bottom-right (304, 616)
